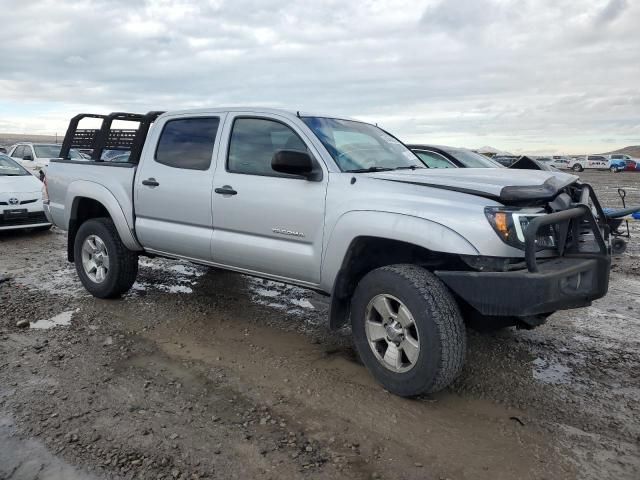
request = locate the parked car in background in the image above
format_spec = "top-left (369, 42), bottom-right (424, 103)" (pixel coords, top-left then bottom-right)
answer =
top-left (549, 156), bottom-right (570, 168)
top-left (567, 155), bottom-right (609, 172)
top-left (608, 158), bottom-right (627, 172)
top-left (608, 154), bottom-right (640, 172)
top-left (101, 149), bottom-right (130, 161)
top-left (621, 159), bottom-right (640, 172)
top-left (492, 155), bottom-right (520, 167)
top-left (408, 145), bottom-right (503, 168)
top-left (8, 143), bottom-right (83, 178)
top-left (0, 154), bottom-right (51, 232)
top-left (108, 152), bottom-right (131, 163)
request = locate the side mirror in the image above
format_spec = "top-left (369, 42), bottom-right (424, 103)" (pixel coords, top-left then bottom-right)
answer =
top-left (272, 150), bottom-right (317, 179)
top-left (22, 154), bottom-right (33, 161)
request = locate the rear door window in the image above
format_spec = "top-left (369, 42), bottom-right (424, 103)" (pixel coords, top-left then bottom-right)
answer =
top-left (155, 117), bottom-right (220, 170)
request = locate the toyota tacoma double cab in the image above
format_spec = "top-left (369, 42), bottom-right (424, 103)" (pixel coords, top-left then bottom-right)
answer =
top-left (43, 108), bottom-right (612, 396)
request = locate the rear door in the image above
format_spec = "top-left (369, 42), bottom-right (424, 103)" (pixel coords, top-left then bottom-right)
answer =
top-left (134, 113), bottom-right (225, 260)
top-left (210, 112), bottom-right (328, 285)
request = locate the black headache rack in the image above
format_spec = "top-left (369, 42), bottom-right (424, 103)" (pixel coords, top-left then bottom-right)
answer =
top-left (59, 111), bottom-right (165, 163)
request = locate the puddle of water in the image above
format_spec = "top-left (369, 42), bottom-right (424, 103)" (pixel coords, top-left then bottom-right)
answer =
top-left (30, 309), bottom-right (76, 330)
top-left (19, 266), bottom-right (84, 296)
top-left (532, 358), bottom-right (572, 384)
top-left (0, 415), bottom-right (97, 480)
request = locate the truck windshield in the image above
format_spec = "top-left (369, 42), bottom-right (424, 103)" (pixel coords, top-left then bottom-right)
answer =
top-left (302, 117), bottom-right (423, 172)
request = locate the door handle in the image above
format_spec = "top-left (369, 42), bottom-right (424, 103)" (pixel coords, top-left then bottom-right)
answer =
top-left (142, 178), bottom-right (159, 187)
top-left (215, 185), bottom-right (237, 195)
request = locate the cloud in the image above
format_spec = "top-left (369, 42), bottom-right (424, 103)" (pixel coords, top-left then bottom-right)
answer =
top-left (594, 0), bottom-right (628, 25)
top-left (0, 0), bottom-right (638, 153)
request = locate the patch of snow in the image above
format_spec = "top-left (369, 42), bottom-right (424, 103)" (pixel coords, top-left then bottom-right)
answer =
top-left (253, 288), bottom-right (280, 298)
top-left (30, 309), bottom-right (76, 330)
top-left (159, 284), bottom-right (193, 294)
top-left (131, 282), bottom-right (147, 291)
top-left (246, 277), bottom-right (315, 316)
top-left (290, 298), bottom-right (314, 310)
top-left (532, 358), bottom-right (572, 385)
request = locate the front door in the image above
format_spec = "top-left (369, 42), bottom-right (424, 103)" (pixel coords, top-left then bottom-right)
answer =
top-left (135, 114), bottom-right (224, 260)
top-left (211, 114), bottom-right (328, 285)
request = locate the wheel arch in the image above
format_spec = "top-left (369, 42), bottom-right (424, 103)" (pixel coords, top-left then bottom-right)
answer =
top-left (65, 182), bottom-right (141, 261)
top-left (322, 211), bottom-right (478, 330)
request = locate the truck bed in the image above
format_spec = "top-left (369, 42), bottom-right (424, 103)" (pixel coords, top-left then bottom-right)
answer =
top-left (46, 159), bottom-right (137, 232)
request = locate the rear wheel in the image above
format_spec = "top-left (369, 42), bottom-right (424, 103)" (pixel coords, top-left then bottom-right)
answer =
top-left (74, 218), bottom-right (138, 298)
top-left (351, 264), bottom-right (466, 397)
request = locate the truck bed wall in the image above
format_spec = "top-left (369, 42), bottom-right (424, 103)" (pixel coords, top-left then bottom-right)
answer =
top-left (46, 160), bottom-right (139, 248)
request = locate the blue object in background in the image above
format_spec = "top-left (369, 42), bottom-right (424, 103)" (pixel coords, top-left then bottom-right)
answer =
top-left (633, 212), bottom-right (640, 220)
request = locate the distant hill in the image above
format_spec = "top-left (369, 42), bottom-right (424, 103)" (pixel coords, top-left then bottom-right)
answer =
top-left (604, 145), bottom-right (640, 157)
top-left (0, 133), bottom-right (60, 147)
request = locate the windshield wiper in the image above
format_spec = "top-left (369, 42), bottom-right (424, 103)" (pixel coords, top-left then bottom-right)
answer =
top-left (344, 167), bottom-right (395, 173)
top-left (393, 165), bottom-right (427, 170)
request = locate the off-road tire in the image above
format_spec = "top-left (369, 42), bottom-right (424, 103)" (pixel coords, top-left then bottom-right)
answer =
top-left (74, 218), bottom-right (138, 298)
top-left (351, 264), bottom-right (466, 396)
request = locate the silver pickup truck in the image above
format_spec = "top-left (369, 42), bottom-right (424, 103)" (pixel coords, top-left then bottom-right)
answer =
top-left (44, 108), bottom-right (611, 396)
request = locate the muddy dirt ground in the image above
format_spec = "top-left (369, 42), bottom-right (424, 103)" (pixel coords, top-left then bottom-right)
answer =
top-left (1, 171), bottom-right (639, 480)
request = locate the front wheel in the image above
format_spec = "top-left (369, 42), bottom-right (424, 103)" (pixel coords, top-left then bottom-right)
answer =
top-left (572, 164), bottom-right (584, 172)
top-left (351, 265), bottom-right (466, 397)
top-left (74, 218), bottom-right (138, 298)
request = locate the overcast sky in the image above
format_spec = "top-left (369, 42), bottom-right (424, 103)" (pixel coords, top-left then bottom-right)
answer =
top-left (0, 0), bottom-right (638, 154)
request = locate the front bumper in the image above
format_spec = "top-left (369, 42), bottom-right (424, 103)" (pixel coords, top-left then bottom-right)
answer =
top-left (437, 190), bottom-right (611, 317)
top-left (436, 255), bottom-right (610, 316)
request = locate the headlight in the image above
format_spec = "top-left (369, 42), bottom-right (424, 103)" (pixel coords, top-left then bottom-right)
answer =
top-left (485, 207), bottom-right (557, 251)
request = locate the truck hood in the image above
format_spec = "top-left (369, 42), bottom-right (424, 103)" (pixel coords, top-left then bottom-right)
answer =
top-left (0, 174), bottom-right (42, 193)
top-left (367, 168), bottom-right (579, 202)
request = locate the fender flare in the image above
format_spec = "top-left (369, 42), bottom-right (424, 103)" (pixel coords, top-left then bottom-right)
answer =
top-left (320, 210), bottom-right (478, 293)
top-left (65, 180), bottom-right (142, 251)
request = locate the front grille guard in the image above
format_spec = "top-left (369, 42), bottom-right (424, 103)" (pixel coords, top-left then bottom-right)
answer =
top-left (524, 183), bottom-right (609, 273)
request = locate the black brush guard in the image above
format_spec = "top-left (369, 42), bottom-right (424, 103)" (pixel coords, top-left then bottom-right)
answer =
top-left (436, 183), bottom-right (611, 317)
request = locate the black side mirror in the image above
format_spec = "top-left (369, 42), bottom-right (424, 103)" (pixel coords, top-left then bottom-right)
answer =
top-left (23, 154), bottom-right (33, 161)
top-left (272, 150), bottom-right (318, 179)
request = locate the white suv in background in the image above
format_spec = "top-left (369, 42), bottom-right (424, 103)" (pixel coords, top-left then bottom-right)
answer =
top-left (8, 143), bottom-right (83, 178)
top-left (567, 155), bottom-right (609, 172)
